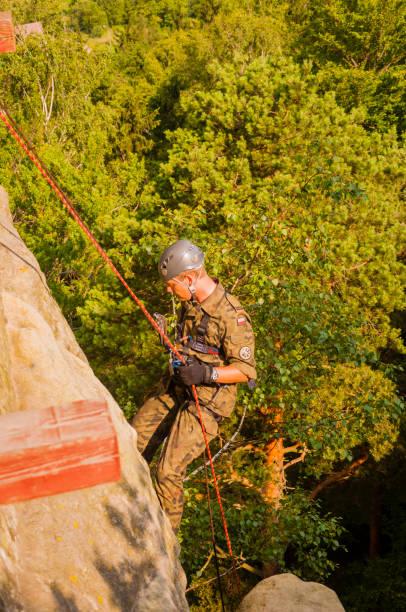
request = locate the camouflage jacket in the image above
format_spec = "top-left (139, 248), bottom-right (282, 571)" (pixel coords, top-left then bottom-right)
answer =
top-left (175, 281), bottom-right (256, 417)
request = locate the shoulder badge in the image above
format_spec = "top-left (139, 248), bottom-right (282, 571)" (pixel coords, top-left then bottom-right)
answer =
top-left (239, 346), bottom-right (252, 360)
top-left (237, 316), bottom-right (247, 326)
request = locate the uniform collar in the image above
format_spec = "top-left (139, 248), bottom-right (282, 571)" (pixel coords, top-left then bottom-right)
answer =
top-left (182, 280), bottom-right (226, 316)
top-left (199, 280), bottom-right (226, 316)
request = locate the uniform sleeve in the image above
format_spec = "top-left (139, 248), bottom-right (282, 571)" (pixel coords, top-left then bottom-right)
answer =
top-left (222, 310), bottom-right (257, 380)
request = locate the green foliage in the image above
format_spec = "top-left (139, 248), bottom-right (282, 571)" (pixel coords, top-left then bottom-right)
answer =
top-left (154, 55), bottom-right (405, 480)
top-left (288, 0), bottom-right (406, 133)
top-left (181, 486), bottom-right (344, 607)
top-left (339, 554), bottom-right (406, 612)
top-left (289, 0), bottom-right (406, 71)
top-left (69, 0), bottom-right (108, 36)
top-left (315, 63), bottom-right (406, 134)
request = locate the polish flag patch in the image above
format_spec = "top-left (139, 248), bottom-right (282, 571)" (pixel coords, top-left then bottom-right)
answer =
top-left (237, 316), bottom-right (247, 326)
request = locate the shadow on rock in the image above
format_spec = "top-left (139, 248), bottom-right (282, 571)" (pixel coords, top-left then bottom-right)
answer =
top-left (105, 503), bottom-right (139, 548)
top-left (104, 478), bottom-right (154, 545)
top-left (0, 584), bottom-right (23, 612)
top-left (94, 476), bottom-right (186, 611)
top-left (94, 549), bottom-right (157, 611)
top-left (50, 583), bottom-right (80, 612)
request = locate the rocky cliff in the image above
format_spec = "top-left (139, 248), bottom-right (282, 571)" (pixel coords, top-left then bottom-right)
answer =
top-left (0, 186), bottom-right (188, 611)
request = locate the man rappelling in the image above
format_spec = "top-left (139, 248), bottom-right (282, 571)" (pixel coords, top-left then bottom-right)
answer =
top-left (0, 101), bottom-right (250, 594)
top-left (132, 240), bottom-right (256, 533)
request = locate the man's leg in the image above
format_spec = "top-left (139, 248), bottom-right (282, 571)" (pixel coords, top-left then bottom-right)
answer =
top-left (155, 403), bottom-right (219, 532)
top-left (132, 382), bottom-right (178, 463)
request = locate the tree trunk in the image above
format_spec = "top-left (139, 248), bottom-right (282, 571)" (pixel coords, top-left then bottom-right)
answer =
top-left (263, 435), bottom-right (285, 507)
top-left (369, 480), bottom-right (381, 560)
top-left (262, 408), bottom-right (285, 577)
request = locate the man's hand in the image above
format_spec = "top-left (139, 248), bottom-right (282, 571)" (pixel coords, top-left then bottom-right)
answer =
top-left (174, 361), bottom-right (212, 386)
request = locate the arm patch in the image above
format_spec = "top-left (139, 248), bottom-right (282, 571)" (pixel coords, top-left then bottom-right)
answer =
top-left (239, 346), bottom-right (252, 360)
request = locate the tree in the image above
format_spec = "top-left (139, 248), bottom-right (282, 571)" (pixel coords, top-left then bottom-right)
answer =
top-left (289, 0), bottom-right (406, 71)
top-left (287, 0), bottom-right (406, 133)
top-left (155, 55), bottom-right (405, 585)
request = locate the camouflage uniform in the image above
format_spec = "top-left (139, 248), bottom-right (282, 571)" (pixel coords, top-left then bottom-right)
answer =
top-left (132, 281), bottom-right (256, 531)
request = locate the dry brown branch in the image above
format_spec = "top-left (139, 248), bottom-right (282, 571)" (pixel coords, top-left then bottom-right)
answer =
top-left (327, 260), bottom-right (371, 287)
top-left (198, 551), bottom-right (213, 577)
top-left (284, 444), bottom-right (307, 470)
top-left (238, 444), bottom-right (267, 456)
top-left (239, 562), bottom-right (263, 577)
top-left (38, 75), bottom-right (54, 125)
top-left (282, 442), bottom-right (301, 454)
top-left (185, 562), bottom-right (245, 593)
top-left (309, 451), bottom-right (369, 500)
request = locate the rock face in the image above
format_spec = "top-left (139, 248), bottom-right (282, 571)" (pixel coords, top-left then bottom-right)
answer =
top-left (0, 186), bottom-right (188, 611)
top-left (237, 573), bottom-right (345, 612)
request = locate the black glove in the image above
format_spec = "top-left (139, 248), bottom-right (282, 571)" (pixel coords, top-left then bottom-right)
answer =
top-left (174, 361), bottom-right (213, 386)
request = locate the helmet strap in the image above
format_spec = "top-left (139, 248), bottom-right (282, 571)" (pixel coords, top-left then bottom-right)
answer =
top-left (189, 266), bottom-right (202, 303)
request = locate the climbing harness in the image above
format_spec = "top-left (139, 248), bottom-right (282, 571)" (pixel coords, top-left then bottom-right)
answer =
top-left (0, 102), bottom-right (242, 602)
top-left (185, 311), bottom-right (223, 356)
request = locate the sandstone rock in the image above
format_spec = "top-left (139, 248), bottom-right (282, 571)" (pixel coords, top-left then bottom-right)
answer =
top-left (0, 186), bottom-right (188, 611)
top-left (237, 573), bottom-right (345, 612)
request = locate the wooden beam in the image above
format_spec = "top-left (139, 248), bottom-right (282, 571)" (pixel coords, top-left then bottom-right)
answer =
top-left (0, 11), bottom-right (16, 54)
top-left (0, 399), bottom-right (121, 505)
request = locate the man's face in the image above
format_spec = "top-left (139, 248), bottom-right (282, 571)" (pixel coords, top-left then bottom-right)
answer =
top-left (166, 276), bottom-right (191, 301)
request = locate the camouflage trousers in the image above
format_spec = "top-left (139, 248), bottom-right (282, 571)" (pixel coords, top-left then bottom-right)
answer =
top-left (131, 381), bottom-right (219, 532)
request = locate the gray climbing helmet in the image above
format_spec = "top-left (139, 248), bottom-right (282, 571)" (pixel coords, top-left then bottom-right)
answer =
top-left (158, 240), bottom-right (205, 281)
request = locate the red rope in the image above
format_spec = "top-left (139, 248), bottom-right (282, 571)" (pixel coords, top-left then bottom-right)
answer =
top-left (0, 105), bottom-right (242, 599)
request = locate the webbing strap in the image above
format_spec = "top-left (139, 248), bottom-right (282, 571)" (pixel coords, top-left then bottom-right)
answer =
top-left (0, 102), bottom-right (242, 600)
top-left (196, 311), bottom-right (210, 340)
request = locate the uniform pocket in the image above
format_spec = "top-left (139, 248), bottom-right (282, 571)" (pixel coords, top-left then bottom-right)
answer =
top-left (200, 407), bottom-right (219, 438)
top-left (196, 384), bottom-right (217, 406)
top-left (186, 402), bottom-right (219, 439)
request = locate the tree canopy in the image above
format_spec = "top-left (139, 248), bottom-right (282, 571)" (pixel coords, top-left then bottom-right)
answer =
top-left (1, 1), bottom-right (405, 609)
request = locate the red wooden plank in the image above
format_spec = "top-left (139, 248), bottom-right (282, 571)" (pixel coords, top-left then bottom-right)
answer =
top-left (0, 399), bottom-right (121, 505)
top-left (0, 11), bottom-right (16, 53)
